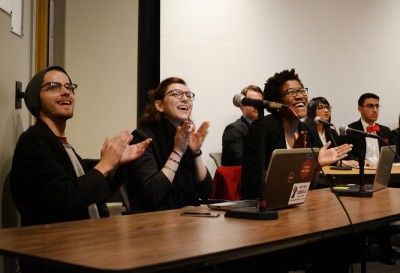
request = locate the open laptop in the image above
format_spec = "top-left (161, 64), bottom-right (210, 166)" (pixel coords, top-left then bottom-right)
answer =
top-left (208, 148), bottom-right (319, 211)
top-left (333, 145), bottom-right (396, 193)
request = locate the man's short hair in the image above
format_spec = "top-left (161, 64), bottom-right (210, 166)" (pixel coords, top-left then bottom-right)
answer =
top-left (240, 85), bottom-right (263, 97)
top-left (358, 93), bottom-right (379, 106)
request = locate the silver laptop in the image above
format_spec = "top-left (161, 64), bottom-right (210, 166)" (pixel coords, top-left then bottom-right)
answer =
top-left (208, 148), bottom-right (319, 211)
top-left (333, 145), bottom-right (396, 193)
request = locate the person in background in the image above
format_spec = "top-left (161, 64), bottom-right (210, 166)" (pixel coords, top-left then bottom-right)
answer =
top-left (340, 93), bottom-right (394, 168)
top-left (341, 93), bottom-right (398, 265)
top-left (121, 77), bottom-right (212, 212)
top-left (391, 114), bottom-right (400, 158)
top-left (221, 85), bottom-right (263, 166)
top-left (11, 66), bottom-right (151, 273)
top-left (305, 97), bottom-right (359, 168)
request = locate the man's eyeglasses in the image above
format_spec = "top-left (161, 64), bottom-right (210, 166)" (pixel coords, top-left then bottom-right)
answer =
top-left (363, 104), bottom-right (381, 109)
top-left (281, 88), bottom-right (308, 98)
top-left (164, 89), bottom-right (195, 101)
top-left (40, 82), bottom-right (78, 94)
top-left (317, 104), bottom-right (332, 111)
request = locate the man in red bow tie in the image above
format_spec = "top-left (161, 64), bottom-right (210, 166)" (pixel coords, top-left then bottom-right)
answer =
top-left (341, 93), bottom-right (394, 167)
top-left (340, 93), bottom-right (397, 265)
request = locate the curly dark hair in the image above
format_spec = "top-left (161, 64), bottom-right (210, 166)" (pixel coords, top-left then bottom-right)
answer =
top-left (263, 68), bottom-right (303, 113)
top-left (305, 97), bottom-right (331, 127)
top-left (139, 77), bottom-right (187, 127)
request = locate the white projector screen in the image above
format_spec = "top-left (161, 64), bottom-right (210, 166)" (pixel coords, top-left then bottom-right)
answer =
top-left (161, 0), bottom-right (400, 174)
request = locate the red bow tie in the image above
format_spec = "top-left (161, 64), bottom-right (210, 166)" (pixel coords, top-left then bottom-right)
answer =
top-left (366, 124), bottom-right (380, 133)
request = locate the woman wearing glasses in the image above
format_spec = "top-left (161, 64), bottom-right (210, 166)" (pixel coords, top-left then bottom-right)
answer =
top-left (121, 77), bottom-right (212, 212)
top-left (305, 97), bottom-right (338, 147)
top-left (242, 69), bottom-right (352, 199)
top-left (305, 97), bottom-right (359, 168)
top-left (240, 69), bottom-right (352, 273)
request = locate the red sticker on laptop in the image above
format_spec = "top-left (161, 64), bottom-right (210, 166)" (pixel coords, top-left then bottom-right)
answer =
top-left (300, 160), bottom-right (313, 178)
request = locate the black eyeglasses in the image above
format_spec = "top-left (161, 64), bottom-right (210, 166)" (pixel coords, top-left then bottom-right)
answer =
top-left (363, 104), bottom-right (381, 109)
top-left (281, 88), bottom-right (308, 98)
top-left (164, 89), bottom-right (195, 101)
top-left (40, 82), bottom-right (78, 94)
top-left (317, 104), bottom-right (332, 111)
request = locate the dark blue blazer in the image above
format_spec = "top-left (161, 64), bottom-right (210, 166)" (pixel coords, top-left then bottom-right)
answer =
top-left (221, 116), bottom-right (250, 166)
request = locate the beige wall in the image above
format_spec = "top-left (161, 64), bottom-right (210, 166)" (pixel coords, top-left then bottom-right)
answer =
top-left (0, 0), bottom-right (139, 224)
top-left (0, 1), bottom-right (138, 268)
top-left (64, 0), bottom-right (139, 159)
top-left (0, 1), bottom-right (32, 219)
top-left (0, 0), bottom-right (33, 269)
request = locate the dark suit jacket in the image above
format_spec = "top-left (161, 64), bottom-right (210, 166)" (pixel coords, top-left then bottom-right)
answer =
top-left (340, 119), bottom-right (393, 161)
top-left (307, 125), bottom-right (342, 149)
top-left (391, 128), bottom-right (400, 159)
top-left (241, 114), bottom-right (319, 199)
top-left (10, 119), bottom-right (114, 227)
top-left (221, 116), bottom-right (250, 166)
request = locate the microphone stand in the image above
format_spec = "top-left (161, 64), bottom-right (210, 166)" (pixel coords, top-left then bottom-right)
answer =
top-left (336, 136), bottom-right (372, 197)
top-left (225, 107), bottom-right (278, 220)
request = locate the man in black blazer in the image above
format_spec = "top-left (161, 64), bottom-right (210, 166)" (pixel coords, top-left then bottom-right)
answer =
top-left (221, 85), bottom-right (263, 166)
top-left (11, 66), bottom-right (151, 273)
top-left (341, 93), bottom-right (394, 167)
top-left (341, 92), bottom-right (397, 265)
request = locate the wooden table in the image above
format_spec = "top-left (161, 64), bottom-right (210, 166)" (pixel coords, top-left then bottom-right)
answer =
top-left (1, 188), bottom-right (400, 272)
top-left (322, 164), bottom-right (400, 176)
top-left (320, 164), bottom-right (400, 185)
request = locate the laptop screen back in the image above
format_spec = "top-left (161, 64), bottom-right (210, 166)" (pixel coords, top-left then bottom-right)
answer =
top-left (263, 148), bottom-right (319, 209)
top-left (373, 145), bottom-right (396, 191)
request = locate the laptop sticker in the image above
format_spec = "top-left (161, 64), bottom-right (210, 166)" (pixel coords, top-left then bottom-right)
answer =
top-left (300, 159), bottom-right (313, 178)
top-left (288, 182), bottom-right (310, 205)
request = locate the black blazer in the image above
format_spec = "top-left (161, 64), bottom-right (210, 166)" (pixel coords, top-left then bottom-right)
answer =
top-left (241, 114), bottom-right (319, 199)
top-left (221, 116), bottom-right (250, 166)
top-left (307, 125), bottom-right (342, 149)
top-left (340, 119), bottom-right (393, 161)
top-left (122, 119), bottom-right (213, 212)
top-left (391, 128), bottom-right (400, 158)
top-left (10, 119), bottom-right (113, 226)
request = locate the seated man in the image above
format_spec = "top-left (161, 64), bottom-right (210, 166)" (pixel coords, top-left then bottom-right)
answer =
top-left (341, 92), bottom-right (397, 265)
top-left (221, 85), bottom-right (263, 166)
top-left (341, 93), bottom-right (394, 167)
top-left (11, 66), bottom-right (151, 273)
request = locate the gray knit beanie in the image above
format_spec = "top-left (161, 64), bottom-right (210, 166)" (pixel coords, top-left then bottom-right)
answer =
top-left (24, 66), bottom-right (72, 117)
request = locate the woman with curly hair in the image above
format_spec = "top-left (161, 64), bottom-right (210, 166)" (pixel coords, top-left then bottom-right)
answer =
top-left (242, 68), bottom-right (352, 199)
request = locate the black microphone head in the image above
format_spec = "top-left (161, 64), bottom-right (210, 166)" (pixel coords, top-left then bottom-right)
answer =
top-left (339, 124), bottom-right (348, 136)
top-left (233, 94), bottom-right (244, 108)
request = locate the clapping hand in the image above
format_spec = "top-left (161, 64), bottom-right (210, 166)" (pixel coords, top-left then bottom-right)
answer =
top-left (189, 121), bottom-right (209, 154)
top-left (96, 129), bottom-right (151, 176)
top-left (119, 138), bottom-right (152, 165)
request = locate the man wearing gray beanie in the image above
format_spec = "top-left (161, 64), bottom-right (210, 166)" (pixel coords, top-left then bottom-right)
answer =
top-left (10, 66), bottom-right (151, 273)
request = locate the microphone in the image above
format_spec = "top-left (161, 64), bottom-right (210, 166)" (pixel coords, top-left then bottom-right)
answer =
top-left (339, 125), bottom-right (380, 139)
top-left (232, 94), bottom-right (287, 110)
top-left (314, 116), bottom-right (334, 127)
